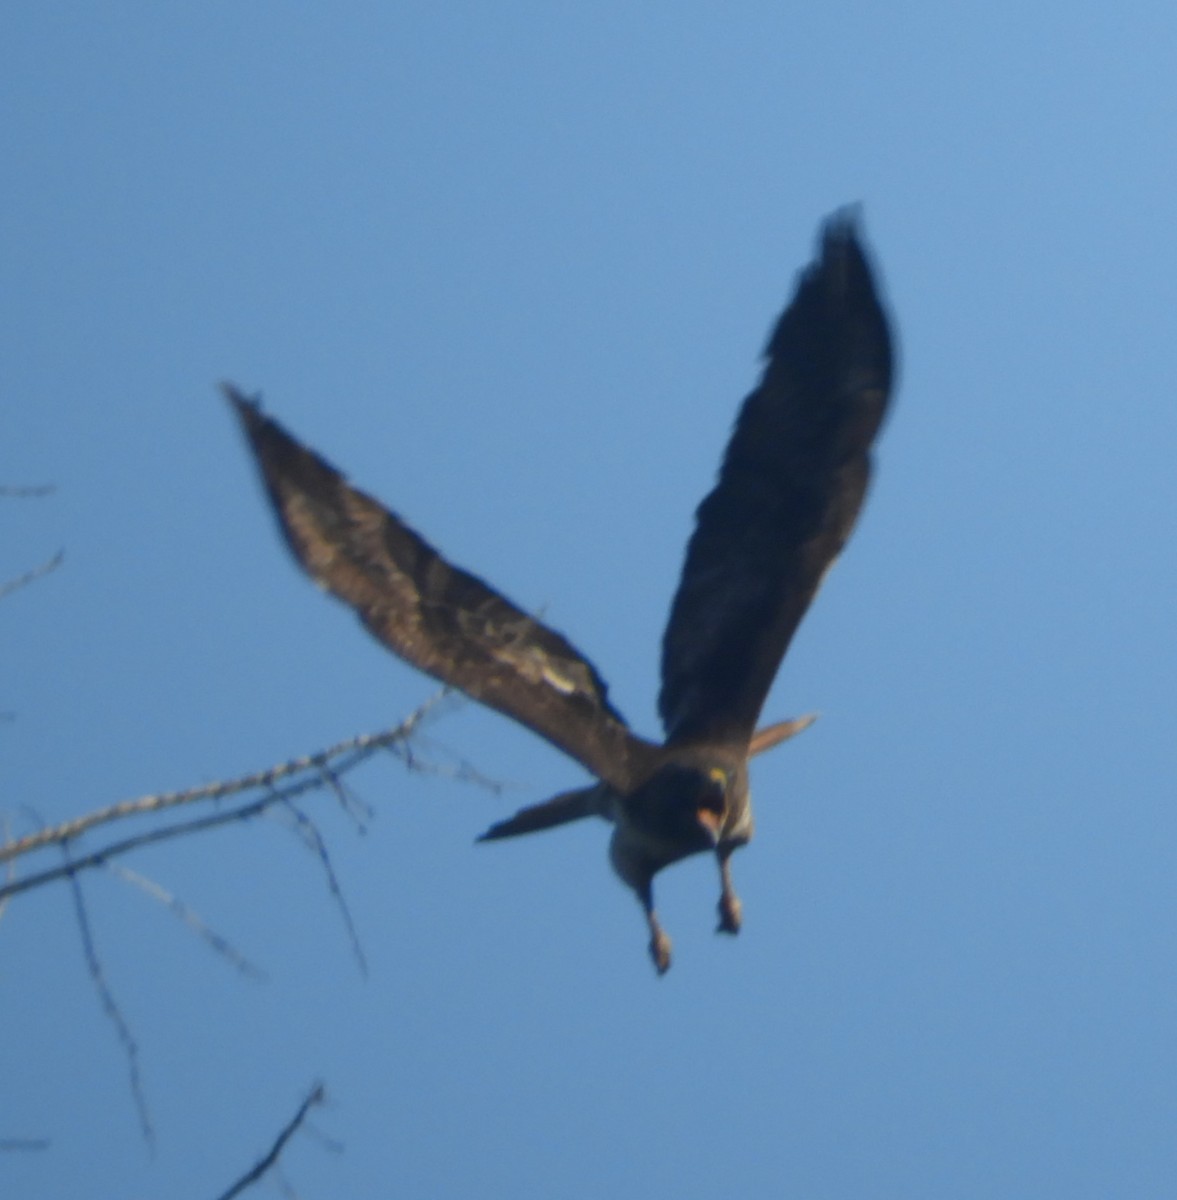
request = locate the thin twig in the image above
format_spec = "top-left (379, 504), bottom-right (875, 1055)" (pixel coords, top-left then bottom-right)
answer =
top-left (214, 1082), bottom-right (325, 1200)
top-left (0, 549), bottom-right (64, 601)
top-left (0, 1138), bottom-right (51, 1151)
top-left (66, 859), bottom-right (154, 1148)
top-left (277, 798), bottom-right (367, 975)
top-left (393, 732), bottom-right (507, 795)
top-left (316, 761), bottom-right (372, 832)
top-left (104, 863), bottom-right (267, 980)
top-left (0, 484), bottom-right (55, 497)
top-left (0, 816), bottom-right (11, 925)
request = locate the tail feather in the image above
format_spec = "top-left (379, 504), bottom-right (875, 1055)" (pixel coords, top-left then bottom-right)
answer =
top-left (478, 783), bottom-right (610, 841)
top-left (749, 713), bottom-right (818, 757)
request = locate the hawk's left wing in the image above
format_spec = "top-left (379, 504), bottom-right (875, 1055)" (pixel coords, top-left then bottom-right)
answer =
top-left (658, 214), bottom-right (895, 748)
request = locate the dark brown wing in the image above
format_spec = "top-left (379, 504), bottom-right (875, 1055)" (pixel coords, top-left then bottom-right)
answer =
top-left (227, 386), bottom-right (659, 793)
top-left (659, 213), bottom-right (895, 746)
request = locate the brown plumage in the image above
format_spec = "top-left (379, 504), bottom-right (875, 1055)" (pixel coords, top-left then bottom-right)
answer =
top-left (228, 210), bottom-right (895, 973)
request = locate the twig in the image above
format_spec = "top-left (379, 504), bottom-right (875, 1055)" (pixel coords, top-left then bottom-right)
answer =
top-left (276, 798), bottom-right (367, 975)
top-left (66, 859), bottom-right (154, 1148)
top-left (214, 1082), bottom-right (325, 1200)
top-left (392, 732), bottom-right (507, 795)
top-left (0, 816), bottom-right (11, 925)
top-left (105, 863), bottom-right (267, 980)
top-left (0, 549), bottom-right (64, 601)
top-left (318, 763), bottom-right (373, 831)
top-left (0, 484), bottom-right (55, 497)
top-left (0, 1138), bottom-right (50, 1151)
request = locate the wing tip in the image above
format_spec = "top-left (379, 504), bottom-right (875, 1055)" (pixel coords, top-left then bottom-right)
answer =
top-left (820, 202), bottom-right (865, 240)
top-left (816, 205), bottom-right (876, 287)
top-left (764, 204), bottom-right (893, 375)
top-left (220, 380), bottom-right (263, 425)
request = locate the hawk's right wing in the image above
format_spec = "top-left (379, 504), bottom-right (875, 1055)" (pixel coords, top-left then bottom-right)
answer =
top-left (228, 387), bottom-right (660, 794)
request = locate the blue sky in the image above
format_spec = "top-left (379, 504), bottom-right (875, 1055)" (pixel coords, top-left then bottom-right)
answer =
top-left (5, 4), bottom-right (1177, 1197)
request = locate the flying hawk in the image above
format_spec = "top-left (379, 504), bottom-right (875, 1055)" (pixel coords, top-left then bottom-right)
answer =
top-left (227, 211), bottom-right (894, 973)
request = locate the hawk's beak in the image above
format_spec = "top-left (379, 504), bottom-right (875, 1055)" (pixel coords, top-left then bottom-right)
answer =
top-left (696, 804), bottom-right (723, 840)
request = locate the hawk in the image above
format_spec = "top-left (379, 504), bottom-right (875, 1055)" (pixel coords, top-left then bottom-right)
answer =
top-left (227, 211), bottom-right (894, 973)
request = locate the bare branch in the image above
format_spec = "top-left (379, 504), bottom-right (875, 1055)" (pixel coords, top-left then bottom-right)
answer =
top-left (105, 862), bottom-right (267, 980)
top-left (66, 860), bottom-right (154, 1147)
top-left (0, 693), bottom-right (447, 869)
top-left (4, 780), bottom-right (320, 903)
top-left (0, 549), bottom-right (64, 601)
top-left (0, 694), bottom-right (489, 909)
top-left (214, 1082), bottom-right (325, 1200)
top-left (0, 1138), bottom-right (51, 1151)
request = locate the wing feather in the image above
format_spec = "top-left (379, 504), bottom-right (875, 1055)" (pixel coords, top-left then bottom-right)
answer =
top-left (227, 387), bottom-right (658, 792)
top-left (659, 213), bottom-right (895, 746)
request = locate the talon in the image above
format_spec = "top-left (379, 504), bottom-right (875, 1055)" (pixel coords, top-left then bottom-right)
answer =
top-left (717, 892), bottom-right (742, 935)
top-left (649, 929), bottom-right (673, 974)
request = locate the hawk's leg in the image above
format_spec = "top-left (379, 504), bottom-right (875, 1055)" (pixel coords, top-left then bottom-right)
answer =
top-left (716, 846), bottom-right (743, 935)
top-left (638, 882), bottom-right (673, 975)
